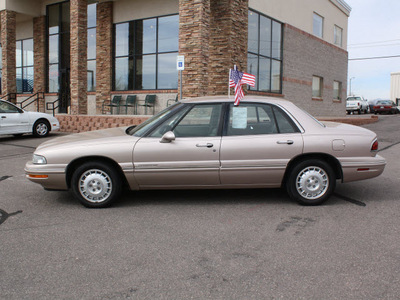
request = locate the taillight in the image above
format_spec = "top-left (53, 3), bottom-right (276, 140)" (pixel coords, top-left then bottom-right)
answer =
top-left (371, 140), bottom-right (378, 151)
top-left (357, 102), bottom-right (360, 106)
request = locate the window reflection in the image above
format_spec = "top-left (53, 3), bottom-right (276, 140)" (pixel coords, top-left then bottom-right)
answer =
top-left (248, 10), bottom-right (282, 94)
top-left (114, 14), bottom-right (179, 91)
top-left (16, 39), bottom-right (34, 93)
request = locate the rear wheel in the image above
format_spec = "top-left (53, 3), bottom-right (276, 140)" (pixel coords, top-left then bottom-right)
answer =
top-left (33, 120), bottom-right (50, 137)
top-left (286, 159), bottom-right (336, 205)
top-left (71, 161), bottom-right (122, 208)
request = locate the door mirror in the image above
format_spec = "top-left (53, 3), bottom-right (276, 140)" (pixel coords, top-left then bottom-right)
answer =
top-left (160, 131), bottom-right (176, 143)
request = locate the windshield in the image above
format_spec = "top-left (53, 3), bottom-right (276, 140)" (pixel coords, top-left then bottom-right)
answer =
top-left (127, 103), bottom-right (183, 136)
top-left (376, 100), bottom-right (391, 105)
top-left (347, 97), bottom-right (361, 101)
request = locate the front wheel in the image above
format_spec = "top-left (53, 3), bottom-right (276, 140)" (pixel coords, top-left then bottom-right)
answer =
top-left (71, 162), bottom-right (122, 208)
top-left (286, 159), bottom-right (336, 205)
top-left (33, 120), bottom-right (50, 137)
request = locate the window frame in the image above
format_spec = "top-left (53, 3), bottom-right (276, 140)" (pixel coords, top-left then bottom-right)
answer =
top-left (312, 76), bottom-right (323, 98)
top-left (224, 102), bottom-right (300, 136)
top-left (313, 12), bottom-right (324, 38)
top-left (247, 9), bottom-right (283, 94)
top-left (113, 14), bottom-right (179, 91)
top-left (334, 25), bottom-right (343, 47)
top-left (16, 38), bottom-right (34, 94)
top-left (333, 80), bottom-right (342, 100)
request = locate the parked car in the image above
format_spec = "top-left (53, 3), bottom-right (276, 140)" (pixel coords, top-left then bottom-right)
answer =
top-left (0, 99), bottom-right (60, 137)
top-left (368, 99), bottom-right (380, 113)
top-left (373, 100), bottom-right (399, 115)
top-left (25, 96), bottom-right (386, 208)
top-left (346, 96), bottom-right (370, 114)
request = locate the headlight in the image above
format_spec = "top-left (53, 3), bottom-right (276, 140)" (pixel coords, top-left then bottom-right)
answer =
top-left (32, 154), bottom-right (47, 165)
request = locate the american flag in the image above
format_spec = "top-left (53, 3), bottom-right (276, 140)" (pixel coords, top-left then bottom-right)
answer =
top-left (229, 67), bottom-right (256, 106)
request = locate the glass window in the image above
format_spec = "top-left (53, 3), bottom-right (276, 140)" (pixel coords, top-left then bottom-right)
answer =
top-left (87, 3), bottom-right (96, 91)
top-left (333, 81), bottom-right (341, 100)
top-left (113, 14), bottom-right (179, 91)
top-left (158, 15), bottom-right (179, 52)
top-left (227, 103), bottom-right (278, 136)
top-left (272, 106), bottom-right (298, 133)
top-left (16, 39), bottom-right (34, 93)
top-left (248, 10), bottom-right (282, 94)
top-left (334, 25), bottom-right (342, 47)
top-left (0, 44), bottom-right (2, 93)
top-left (312, 76), bottom-right (323, 98)
top-left (313, 13), bottom-right (323, 38)
top-left (173, 104), bottom-right (222, 137)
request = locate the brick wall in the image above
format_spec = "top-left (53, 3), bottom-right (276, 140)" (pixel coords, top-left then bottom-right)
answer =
top-left (96, 1), bottom-right (113, 114)
top-left (0, 10), bottom-right (17, 99)
top-left (282, 24), bottom-right (348, 117)
top-left (178, 0), bottom-right (248, 98)
top-left (70, 0), bottom-right (88, 115)
top-left (56, 115), bottom-right (150, 133)
top-left (33, 16), bottom-right (46, 112)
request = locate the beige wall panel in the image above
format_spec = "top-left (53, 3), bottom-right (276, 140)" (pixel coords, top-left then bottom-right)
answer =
top-left (249, 0), bottom-right (349, 49)
top-left (16, 20), bottom-right (33, 40)
top-left (114, 0), bottom-right (178, 23)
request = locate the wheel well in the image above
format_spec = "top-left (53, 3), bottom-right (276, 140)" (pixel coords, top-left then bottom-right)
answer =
top-left (282, 153), bottom-right (343, 187)
top-left (65, 156), bottom-right (128, 189)
top-left (33, 118), bottom-right (51, 131)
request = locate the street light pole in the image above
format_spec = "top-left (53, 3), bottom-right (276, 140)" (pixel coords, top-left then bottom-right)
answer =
top-left (349, 77), bottom-right (355, 96)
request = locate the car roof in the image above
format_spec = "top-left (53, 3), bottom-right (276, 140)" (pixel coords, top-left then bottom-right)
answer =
top-left (180, 95), bottom-right (292, 105)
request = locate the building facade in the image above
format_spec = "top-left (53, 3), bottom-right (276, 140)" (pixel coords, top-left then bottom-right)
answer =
top-left (0, 0), bottom-right (350, 117)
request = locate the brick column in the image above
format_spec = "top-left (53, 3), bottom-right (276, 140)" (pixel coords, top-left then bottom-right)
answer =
top-left (33, 16), bottom-right (46, 111)
top-left (0, 10), bottom-right (17, 100)
top-left (179, 0), bottom-right (211, 98)
top-left (96, 1), bottom-right (113, 114)
top-left (70, 0), bottom-right (87, 115)
top-left (208, 0), bottom-right (248, 95)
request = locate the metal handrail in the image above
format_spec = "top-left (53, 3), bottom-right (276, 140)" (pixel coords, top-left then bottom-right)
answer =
top-left (0, 93), bottom-right (17, 102)
top-left (46, 98), bottom-right (60, 117)
top-left (17, 92), bottom-right (45, 111)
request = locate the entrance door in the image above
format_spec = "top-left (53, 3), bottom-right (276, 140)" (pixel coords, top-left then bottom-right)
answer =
top-left (59, 68), bottom-right (70, 113)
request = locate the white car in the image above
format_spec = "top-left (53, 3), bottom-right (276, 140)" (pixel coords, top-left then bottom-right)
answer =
top-left (0, 99), bottom-right (60, 137)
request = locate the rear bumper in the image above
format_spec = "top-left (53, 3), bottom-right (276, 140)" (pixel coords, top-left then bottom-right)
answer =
top-left (339, 155), bottom-right (386, 182)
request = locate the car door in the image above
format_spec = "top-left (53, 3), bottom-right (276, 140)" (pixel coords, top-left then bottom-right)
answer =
top-left (220, 103), bottom-right (304, 187)
top-left (133, 103), bottom-right (223, 188)
top-left (0, 101), bottom-right (30, 134)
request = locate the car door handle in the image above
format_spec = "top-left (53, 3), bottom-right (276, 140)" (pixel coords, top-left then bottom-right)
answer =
top-left (1, 116), bottom-right (6, 119)
top-left (196, 143), bottom-right (213, 148)
top-left (277, 140), bottom-right (294, 145)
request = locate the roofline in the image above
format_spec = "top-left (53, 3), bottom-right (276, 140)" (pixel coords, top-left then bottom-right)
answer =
top-left (330, 0), bottom-right (352, 16)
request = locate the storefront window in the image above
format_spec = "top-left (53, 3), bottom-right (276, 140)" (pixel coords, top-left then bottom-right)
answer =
top-left (113, 14), bottom-right (179, 91)
top-left (87, 3), bottom-right (96, 92)
top-left (248, 10), bottom-right (282, 94)
top-left (16, 39), bottom-right (34, 93)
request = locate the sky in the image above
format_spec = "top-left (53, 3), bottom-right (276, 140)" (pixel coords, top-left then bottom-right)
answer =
top-left (346, 0), bottom-right (400, 100)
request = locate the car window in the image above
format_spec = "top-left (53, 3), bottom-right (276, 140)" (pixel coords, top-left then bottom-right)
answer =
top-left (227, 103), bottom-right (299, 136)
top-left (227, 103), bottom-right (278, 136)
top-left (272, 106), bottom-right (299, 133)
top-left (0, 101), bottom-right (20, 113)
top-left (149, 103), bottom-right (223, 138)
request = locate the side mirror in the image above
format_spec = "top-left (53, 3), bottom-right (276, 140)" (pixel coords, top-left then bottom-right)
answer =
top-left (160, 131), bottom-right (176, 143)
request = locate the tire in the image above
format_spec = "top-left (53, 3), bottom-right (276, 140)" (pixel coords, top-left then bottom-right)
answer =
top-left (33, 120), bottom-right (50, 137)
top-left (71, 161), bottom-right (122, 208)
top-left (286, 159), bottom-right (336, 206)
top-left (357, 109), bottom-right (361, 114)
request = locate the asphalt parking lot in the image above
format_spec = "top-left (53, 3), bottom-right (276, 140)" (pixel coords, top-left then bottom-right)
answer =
top-left (1, 115), bottom-right (400, 299)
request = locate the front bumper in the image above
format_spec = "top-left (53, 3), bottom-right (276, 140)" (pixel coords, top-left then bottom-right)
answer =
top-left (25, 161), bottom-right (68, 190)
top-left (340, 155), bottom-right (386, 183)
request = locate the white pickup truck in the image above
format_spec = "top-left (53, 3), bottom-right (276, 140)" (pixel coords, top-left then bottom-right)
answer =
top-left (346, 96), bottom-right (370, 114)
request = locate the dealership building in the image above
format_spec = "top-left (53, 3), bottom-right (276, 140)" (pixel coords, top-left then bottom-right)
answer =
top-left (0, 0), bottom-right (350, 120)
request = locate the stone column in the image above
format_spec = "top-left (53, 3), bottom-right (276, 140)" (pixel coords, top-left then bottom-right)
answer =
top-left (70, 0), bottom-right (87, 115)
top-left (0, 10), bottom-right (17, 101)
top-left (33, 16), bottom-right (46, 111)
top-left (96, 1), bottom-right (113, 114)
top-left (208, 0), bottom-right (248, 95)
top-left (178, 0), bottom-right (211, 98)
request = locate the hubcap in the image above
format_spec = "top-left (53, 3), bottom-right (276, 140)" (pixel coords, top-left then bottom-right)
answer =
top-left (296, 166), bottom-right (329, 200)
top-left (78, 169), bottom-right (112, 203)
top-left (36, 123), bottom-right (48, 135)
